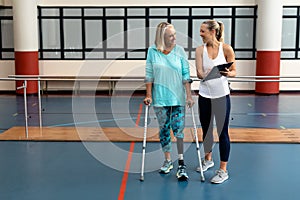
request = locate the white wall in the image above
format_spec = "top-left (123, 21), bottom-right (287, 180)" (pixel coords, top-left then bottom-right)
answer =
top-left (36, 60), bottom-right (300, 91)
top-left (36, 0), bottom-right (300, 6)
top-left (0, 61), bottom-right (15, 90)
top-left (1, 59), bottom-right (300, 91)
top-left (0, 0), bottom-right (11, 6)
top-left (280, 60), bottom-right (300, 90)
top-left (36, 0), bottom-right (257, 6)
top-left (7, 0), bottom-right (296, 7)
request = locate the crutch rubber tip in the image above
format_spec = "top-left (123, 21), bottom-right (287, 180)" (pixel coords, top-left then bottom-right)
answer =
top-left (201, 177), bottom-right (205, 182)
top-left (140, 176), bottom-right (144, 181)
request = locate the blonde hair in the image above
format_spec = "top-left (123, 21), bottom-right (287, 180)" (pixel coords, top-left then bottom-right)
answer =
top-left (202, 20), bottom-right (224, 42)
top-left (154, 22), bottom-right (174, 52)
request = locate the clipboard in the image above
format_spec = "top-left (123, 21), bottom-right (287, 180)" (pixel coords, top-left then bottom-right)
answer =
top-left (216, 62), bottom-right (234, 71)
top-left (202, 62), bottom-right (233, 82)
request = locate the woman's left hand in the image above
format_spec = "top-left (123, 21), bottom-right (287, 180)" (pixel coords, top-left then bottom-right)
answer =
top-left (220, 68), bottom-right (231, 77)
top-left (186, 98), bottom-right (195, 108)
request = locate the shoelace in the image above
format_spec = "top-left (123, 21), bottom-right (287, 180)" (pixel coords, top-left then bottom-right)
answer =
top-left (202, 160), bottom-right (209, 167)
top-left (162, 161), bottom-right (171, 168)
top-left (178, 166), bottom-right (186, 174)
top-left (216, 170), bottom-right (225, 177)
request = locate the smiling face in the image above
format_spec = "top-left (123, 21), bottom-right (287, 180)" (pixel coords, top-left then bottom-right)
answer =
top-left (164, 26), bottom-right (176, 48)
top-left (200, 23), bottom-right (214, 44)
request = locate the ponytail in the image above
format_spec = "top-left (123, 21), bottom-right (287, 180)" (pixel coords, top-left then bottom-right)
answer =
top-left (216, 21), bottom-right (224, 42)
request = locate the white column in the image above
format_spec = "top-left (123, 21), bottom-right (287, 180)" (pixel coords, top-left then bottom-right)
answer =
top-left (12, 0), bottom-right (39, 94)
top-left (255, 0), bottom-right (283, 94)
top-left (256, 0), bottom-right (283, 51)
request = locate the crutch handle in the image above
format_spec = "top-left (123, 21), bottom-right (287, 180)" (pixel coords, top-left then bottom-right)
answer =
top-left (143, 98), bottom-right (152, 105)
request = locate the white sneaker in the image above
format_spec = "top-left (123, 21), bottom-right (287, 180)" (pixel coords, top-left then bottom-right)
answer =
top-left (159, 160), bottom-right (173, 174)
top-left (196, 159), bottom-right (214, 172)
top-left (210, 169), bottom-right (229, 184)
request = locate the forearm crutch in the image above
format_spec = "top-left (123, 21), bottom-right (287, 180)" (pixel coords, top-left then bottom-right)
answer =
top-left (140, 104), bottom-right (149, 181)
top-left (191, 107), bottom-right (205, 182)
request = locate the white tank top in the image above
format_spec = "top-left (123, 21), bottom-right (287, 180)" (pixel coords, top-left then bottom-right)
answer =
top-left (198, 43), bottom-right (230, 98)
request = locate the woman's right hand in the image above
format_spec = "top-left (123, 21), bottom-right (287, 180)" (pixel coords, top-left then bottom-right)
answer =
top-left (203, 69), bottom-right (211, 78)
top-left (198, 68), bottom-right (211, 79)
top-left (143, 97), bottom-right (152, 105)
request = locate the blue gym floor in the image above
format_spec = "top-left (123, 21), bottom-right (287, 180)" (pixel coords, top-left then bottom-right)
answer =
top-left (0, 93), bottom-right (300, 200)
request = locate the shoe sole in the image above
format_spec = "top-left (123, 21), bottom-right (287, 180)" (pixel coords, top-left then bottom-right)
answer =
top-left (196, 163), bottom-right (214, 172)
top-left (211, 176), bottom-right (229, 184)
top-left (159, 165), bottom-right (173, 174)
top-left (177, 174), bottom-right (189, 181)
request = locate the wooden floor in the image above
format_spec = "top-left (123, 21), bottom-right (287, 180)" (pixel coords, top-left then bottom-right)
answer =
top-left (1, 126), bottom-right (300, 143)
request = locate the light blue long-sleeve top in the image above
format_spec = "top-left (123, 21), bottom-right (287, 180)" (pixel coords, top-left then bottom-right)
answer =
top-left (145, 44), bottom-right (190, 107)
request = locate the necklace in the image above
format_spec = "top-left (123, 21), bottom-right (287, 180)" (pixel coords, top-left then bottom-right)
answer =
top-left (162, 50), bottom-right (171, 55)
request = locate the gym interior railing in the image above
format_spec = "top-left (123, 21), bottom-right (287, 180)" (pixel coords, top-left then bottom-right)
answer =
top-left (1, 75), bottom-right (300, 138)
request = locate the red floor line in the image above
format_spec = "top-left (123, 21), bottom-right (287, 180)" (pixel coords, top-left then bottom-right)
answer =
top-left (117, 103), bottom-right (143, 200)
top-left (135, 103), bottom-right (143, 127)
top-left (117, 142), bottom-right (135, 200)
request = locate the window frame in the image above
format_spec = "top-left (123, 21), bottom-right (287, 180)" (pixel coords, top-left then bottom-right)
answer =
top-left (37, 6), bottom-right (258, 60)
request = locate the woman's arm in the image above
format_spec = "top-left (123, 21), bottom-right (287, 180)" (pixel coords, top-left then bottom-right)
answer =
top-left (144, 48), bottom-right (154, 105)
top-left (195, 46), bottom-right (205, 79)
top-left (221, 44), bottom-right (236, 77)
top-left (184, 81), bottom-right (194, 107)
top-left (144, 83), bottom-right (152, 105)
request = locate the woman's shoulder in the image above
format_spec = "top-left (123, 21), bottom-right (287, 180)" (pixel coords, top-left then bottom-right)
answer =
top-left (147, 45), bottom-right (159, 55)
top-left (173, 45), bottom-right (188, 57)
top-left (222, 43), bottom-right (233, 51)
top-left (148, 45), bottom-right (157, 51)
top-left (195, 45), bottom-right (204, 53)
top-left (173, 44), bottom-right (185, 53)
top-left (221, 43), bottom-right (234, 56)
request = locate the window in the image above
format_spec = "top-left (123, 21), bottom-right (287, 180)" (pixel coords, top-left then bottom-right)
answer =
top-left (281, 6), bottom-right (300, 59)
top-left (39, 8), bottom-right (61, 59)
top-left (3, 6), bottom-right (300, 60)
top-left (38, 6), bottom-right (257, 60)
top-left (233, 8), bottom-right (256, 59)
top-left (0, 7), bottom-right (13, 60)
